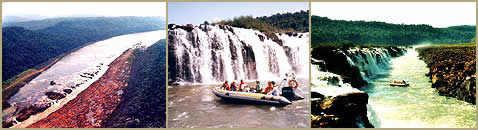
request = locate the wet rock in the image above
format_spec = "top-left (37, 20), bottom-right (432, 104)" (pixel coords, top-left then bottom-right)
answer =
top-left (45, 92), bottom-right (66, 100)
top-left (2, 99), bottom-right (11, 110)
top-left (2, 120), bottom-right (14, 128)
top-left (16, 105), bottom-right (50, 122)
top-left (311, 92), bottom-right (373, 128)
top-left (417, 46), bottom-right (476, 104)
top-left (174, 24), bottom-right (195, 32)
top-left (257, 35), bottom-right (265, 42)
top-left (63, 89), bottom-right (73, 94)
top-left (50, 81), bottom-right (56, 85)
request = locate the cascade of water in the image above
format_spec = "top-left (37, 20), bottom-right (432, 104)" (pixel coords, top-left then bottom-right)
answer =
top-left (169, 25), bottom-right (309, 85)
top-left (342, 47), bottom-right (406, 82)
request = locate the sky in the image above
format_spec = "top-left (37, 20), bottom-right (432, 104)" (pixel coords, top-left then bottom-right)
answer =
top-left (168, 2), bottom-right (308, 25)
top-left (312, 2), bottom-right (476, 28)
top-left (2, 2), bottom-right (166, 21)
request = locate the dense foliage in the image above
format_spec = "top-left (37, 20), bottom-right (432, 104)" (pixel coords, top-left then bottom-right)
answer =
top-left (2, 27), bottom-right (82, 81)
top-left (311, 16), bottom-right (476, 46)
top-left (257, 10), bottom-right (309, 32)
top-left (215, 10), bottom-right (309, 33)
top-left (103, 40), bottom-right (167, 128)
top-left (2, 16), bottom-right (166, 81)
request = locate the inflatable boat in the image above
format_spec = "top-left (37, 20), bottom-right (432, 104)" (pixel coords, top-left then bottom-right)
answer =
top-left (212, 87), bottom-right (292, 106)
top-left (389, 81), bottom-right (409, 87)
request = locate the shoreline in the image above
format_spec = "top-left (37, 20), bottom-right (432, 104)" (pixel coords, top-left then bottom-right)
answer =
top-left (26, 49), bottom-right (135, 128)
top-left (416, 45), bottom-right (476, 104)
top-left (2, 41), bottom-right (96, 111)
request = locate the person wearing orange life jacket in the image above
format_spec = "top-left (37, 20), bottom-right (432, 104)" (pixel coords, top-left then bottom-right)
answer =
top-left (222, 80), bottom-right (230, 90)
top-left (262, 81), bottom-right (274, 94)
top-left (239, 80), bottom-right (248, 92)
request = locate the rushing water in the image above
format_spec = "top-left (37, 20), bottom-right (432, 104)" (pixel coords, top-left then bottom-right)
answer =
top-left (168, 78), bottom-right (309, 128)
top-left (362, 47), bottom-right (476, 128)
top-left (168, 24), bottom-right (309, 85)
top-left (2, 30), bottom-right (165, 127)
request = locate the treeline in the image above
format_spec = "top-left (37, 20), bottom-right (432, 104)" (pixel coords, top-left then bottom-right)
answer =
top-left (2, 16), bottom-right (166, 82)
top-left (103, 40), bottom-right (167, 128)
top-left (215, 10), bottom-right (309, 33)
top-left (311, 16), bottom-right (476, 46)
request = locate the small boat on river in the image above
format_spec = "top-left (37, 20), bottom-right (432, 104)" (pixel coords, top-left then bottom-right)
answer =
top-left (389, 80), bottom-right (409, 87)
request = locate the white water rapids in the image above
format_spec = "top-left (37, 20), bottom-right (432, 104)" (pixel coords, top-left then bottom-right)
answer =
top-left (168, 25), bottom-right (309, 85)
top-left (311, 46), bottom-right (476, 128)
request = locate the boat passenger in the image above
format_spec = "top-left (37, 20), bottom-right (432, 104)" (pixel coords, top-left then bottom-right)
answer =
top-left (262, 81), bottom-right (274, 95)
top-left (239, 80), bottom-right (247, 92)
top-left (222, 80), bottom-right (230, 90)
top-left (255, 81), bottom-right (262, 93)
top-left (230, 82), bottom-right (237, 91)
top-left (271, 81), bottom-right (279, 96)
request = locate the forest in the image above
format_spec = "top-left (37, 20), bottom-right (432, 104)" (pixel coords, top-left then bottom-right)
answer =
top-left (215, 10), bottom-right (309, 33)
top-left (311, 16), bottom-right (476, 46)
top-left (2, 16), bottom-right (166, 83)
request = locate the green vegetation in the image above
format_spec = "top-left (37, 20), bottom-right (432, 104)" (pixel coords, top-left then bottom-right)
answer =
top-left (216, 16), bottom-right (279, 34)
top-left (311, 16), bottom-right (476, 46)
top-left (215, 10), bottom-right (309, 33)
top-left (2, 69), bottom-right (36, 87)
top-left (312, 42), bottom-right (397, 50)
top-left (2, 16), bottom-right (166, 82)
top-left (257, 10), bottom-right (309, 32)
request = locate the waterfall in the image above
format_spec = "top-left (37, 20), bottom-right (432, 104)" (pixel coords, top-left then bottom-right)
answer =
top-left (168, 24), bottom-right (309, 85)
top-left (342, 47), bottom-right (406, 82)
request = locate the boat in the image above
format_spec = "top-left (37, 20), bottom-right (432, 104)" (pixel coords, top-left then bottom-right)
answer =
top-left (212, 87), bottom-right (292, 106)
top-left (388, 81), bottom-right (409, 87)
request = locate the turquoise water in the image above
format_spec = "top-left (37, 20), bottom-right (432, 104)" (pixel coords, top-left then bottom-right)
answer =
top-left (362, 48), bottom-right (476, 128)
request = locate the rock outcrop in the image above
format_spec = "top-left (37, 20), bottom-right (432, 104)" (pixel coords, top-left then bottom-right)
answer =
top-left (417, 46), bottom-right (476, 104)
top-left (311, 92), bottom-right (374, 128)
top-left (311, 46), bottom-right (406, 88)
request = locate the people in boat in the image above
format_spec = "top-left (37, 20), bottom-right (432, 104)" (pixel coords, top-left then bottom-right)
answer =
top-left (222, 80), bottom-right (230, 90)
top-left (255, 81), bottom-right (262, 93)
top-left (262, 81), bottom-right (274, 94)
top-left (271, 81), bottom-right (279, 96)
top-left (230, 81), bottom-right (238, 91)
top-left (239, 80), bottom-right (247, 92)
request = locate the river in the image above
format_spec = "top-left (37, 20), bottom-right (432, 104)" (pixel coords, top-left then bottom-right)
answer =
top-left (2, 30), bottom-right (165, 128)
top-left (167, 78), bottom-right (309, 128)
top-left (362, 47), bottom-right (476, 128)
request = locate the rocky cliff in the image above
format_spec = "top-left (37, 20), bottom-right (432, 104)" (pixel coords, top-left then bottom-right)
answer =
top-left (417, 46), bottom-right (476, 104)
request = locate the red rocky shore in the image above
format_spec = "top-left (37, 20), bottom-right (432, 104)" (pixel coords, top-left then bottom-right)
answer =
top-left (27, 49), bottom-right (135, 128)
top-left (417, 46), bottom-right (476, 104)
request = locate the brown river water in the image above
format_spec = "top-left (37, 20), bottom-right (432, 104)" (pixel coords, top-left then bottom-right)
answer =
top-left (167, 78), bottom-right (309, 128)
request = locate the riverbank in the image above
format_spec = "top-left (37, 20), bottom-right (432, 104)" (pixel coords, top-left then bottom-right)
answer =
top-left (310, 46), bottom-right (407, 128)
top-left (2, 41), bottom-right (95, 111)
top-left (416, 45), bottom-right (476, 104)
top-left (102, 40), bottom-right (167, 128)
top-left (27, 49), bottom-right (135, 128)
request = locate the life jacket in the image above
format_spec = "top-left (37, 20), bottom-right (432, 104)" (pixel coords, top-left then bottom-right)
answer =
top-left (262, 85), bottom-right (274, 94)
top-left (288, 79), bottom-right (299, 88)
top-left (239, 82), bottom-right (246, 91)
top-left (223, 83), bottom-right (230, 91)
